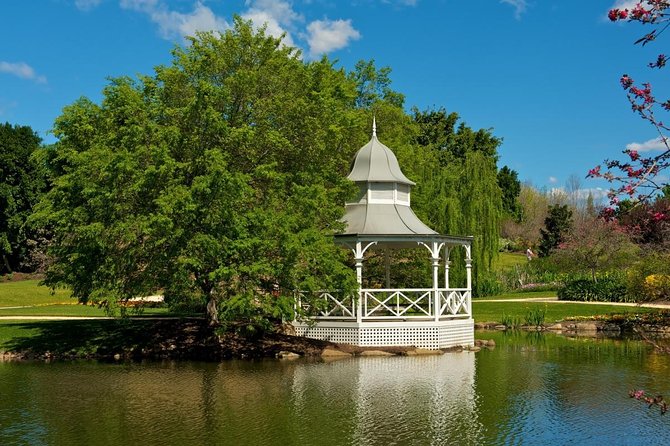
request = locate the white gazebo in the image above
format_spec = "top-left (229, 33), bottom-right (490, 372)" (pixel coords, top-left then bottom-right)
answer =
top-left (293, 121), bottom-right (474, 350)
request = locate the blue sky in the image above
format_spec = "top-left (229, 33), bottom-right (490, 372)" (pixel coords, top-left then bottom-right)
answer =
top-left (2, 0), bottom-right (667, 197)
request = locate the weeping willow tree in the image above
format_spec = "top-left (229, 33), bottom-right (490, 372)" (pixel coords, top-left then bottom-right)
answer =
top-left (410, 108), bottom-right (503, 295)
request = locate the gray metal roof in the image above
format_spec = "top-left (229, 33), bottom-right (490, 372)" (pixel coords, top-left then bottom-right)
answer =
top-left (338, 125), bottom-right (442, 240)
top-left (347, 135), bottom-right (416, 186)
top-left (341, 203), bottom-right (437, 236)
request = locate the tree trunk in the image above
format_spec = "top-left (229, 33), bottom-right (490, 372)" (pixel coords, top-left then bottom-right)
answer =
top-left (2, 254), bottom-right (12, 274)
top-left (206, 296), bottom-right (219, 326)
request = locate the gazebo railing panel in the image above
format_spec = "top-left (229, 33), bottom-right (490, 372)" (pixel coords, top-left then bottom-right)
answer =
top-left (439, 289), bottom-right (470, 316)
top-left (363, 289), bottom-right (432, 318)
top-left (297, 288), bottom-right (471, 321)
top-left (297, 291), bottom-right (356, 318)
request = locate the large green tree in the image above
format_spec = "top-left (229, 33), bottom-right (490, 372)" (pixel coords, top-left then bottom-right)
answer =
top-left (35, 19), bottom-right (359, 325)
top-left (0, 122), bottom-right (46, 273)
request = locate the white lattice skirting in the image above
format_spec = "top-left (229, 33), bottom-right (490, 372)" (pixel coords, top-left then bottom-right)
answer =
top-left (292, 319), bottom-right (474, 350)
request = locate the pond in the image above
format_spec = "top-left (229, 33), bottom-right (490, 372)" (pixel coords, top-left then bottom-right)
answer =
top-left (1, 332), bottom-right (669, 445)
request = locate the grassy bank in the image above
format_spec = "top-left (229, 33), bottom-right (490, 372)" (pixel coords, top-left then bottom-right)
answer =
top-left (472, 301), bottom-right (657, 324)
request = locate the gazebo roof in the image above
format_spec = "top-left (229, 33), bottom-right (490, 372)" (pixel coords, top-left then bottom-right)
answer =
top-left (347, 124), bottom-right (415, 186)
top-left (338, 120), bottom-right (442, 242)
top-left (342, 203), bottom-right (437, 236)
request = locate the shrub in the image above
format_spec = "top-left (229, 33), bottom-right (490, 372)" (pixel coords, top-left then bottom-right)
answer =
top-left (627, 253), bottom-right (670, 303)
top-left (643, 274), bottom-right (670, 301)
top-left (558, 276), bottom-right (634, 303)
top-left (475, 270), bottom-right (507, 297)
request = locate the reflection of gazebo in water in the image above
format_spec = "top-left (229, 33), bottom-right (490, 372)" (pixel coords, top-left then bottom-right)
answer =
top-left (293, 120), bottom-right (474, 349)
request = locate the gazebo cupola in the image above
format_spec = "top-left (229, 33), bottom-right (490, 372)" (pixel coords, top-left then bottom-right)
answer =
top-left (293, 119), bottom-right (475, 350)
top-left (343, 118), bottom-right (436, 237)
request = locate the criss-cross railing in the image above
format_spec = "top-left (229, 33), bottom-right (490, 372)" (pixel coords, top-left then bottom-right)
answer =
top-left (438, 289), bottom-right (470, 316)
top-left (298, 288), bottom-right (470, 321)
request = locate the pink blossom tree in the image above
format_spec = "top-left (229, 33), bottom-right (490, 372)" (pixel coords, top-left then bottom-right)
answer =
top-left (590, 1), bottom-right (670, 220)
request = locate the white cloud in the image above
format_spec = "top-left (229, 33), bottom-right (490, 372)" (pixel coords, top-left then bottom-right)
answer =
top-left (548, 176), bottom-right (558, 184)
top-left (0, 61), bottom-right (47, 84)
top-left (242, 0), bottom-right (304, 48)
top-left (306, 19), bottom-right (361, 58)
top-left (119, 0), bottom-right (360, 56)
top-left (577, 187), bottom-right (609, 200)
top-left (549, 187), bottom-right (609, 201)
top-left (75, 0), bottom-right (102, 11)
top-left (244, 0), bottom-right (302, 26)
top-left (500, 0), bottom-right (528, 19)
top-left (120, 0), bottom-right (229, 40)
top-left (626, 136), bottom-right (669, 152)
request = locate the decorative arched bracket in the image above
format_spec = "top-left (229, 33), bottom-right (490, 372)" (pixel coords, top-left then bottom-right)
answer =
top-left (350, 241), bottom-right (378, 260)
top-left (418, 241), bottom-right (445, 260)
top-left (463, 243), bottom-right (472, 263)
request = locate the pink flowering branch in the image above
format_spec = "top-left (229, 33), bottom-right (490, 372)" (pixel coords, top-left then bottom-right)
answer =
top-left (591, 1), bottom-right (670, 216)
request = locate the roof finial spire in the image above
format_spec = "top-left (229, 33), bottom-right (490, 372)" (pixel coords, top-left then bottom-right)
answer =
top-left (372, 115), bottom-right (377, 138)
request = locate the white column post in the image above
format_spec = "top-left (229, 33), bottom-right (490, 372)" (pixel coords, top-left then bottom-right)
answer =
top-left (432, 241), bottom-right (440, 322)
top-left (355, 241), bottom-right (363, 324)
top-left (444, 247), bottom-right (451, 289)
top-left (465, 244), bottom-right (472, 316)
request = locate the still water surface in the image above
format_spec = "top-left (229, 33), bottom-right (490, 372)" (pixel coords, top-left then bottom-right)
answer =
top-left (1, 332), bottom-right (669, 445)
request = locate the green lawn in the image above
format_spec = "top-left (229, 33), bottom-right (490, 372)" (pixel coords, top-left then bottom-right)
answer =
top-left (0, 304), bottom-right (185, 317)
top-left (0, 281), bottom-right (185, 317)
top-left (494, 252), bottom-right (527, 272)
top-left (0, 280), bottom-right (73, 307)
top-left (0, 304), bottom-right (106, 317)
top-left (472, 301), bottom-right (657, 324)
top-left (477, 290), bottom-right (558, 300)
top-left (0, 321), bottom-right (43, 350)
